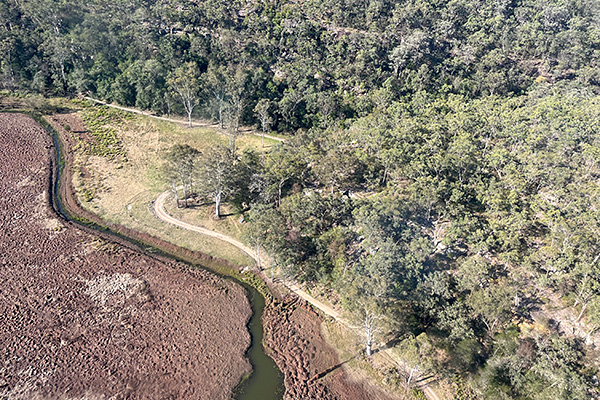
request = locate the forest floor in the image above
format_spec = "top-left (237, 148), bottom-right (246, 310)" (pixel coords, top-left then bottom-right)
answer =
top-left (0, 113), bottom-right (254, 399)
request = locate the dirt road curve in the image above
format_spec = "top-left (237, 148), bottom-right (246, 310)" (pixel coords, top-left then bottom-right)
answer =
top-left (154, 190), bottom-right (341, 320)
top-left (84, 96), bottom-right (285, 143)
top-left (0, 113), bottom-right (253, 400)
top-left (153, 189), bottom-right (441, 400)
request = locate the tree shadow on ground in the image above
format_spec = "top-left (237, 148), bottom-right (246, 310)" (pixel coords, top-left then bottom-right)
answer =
top-left (315, 354), bottom-right (359, 380)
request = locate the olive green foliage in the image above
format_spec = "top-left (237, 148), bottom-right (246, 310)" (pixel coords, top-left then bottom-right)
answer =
top-left (5, 0), bottom-right (600, 397)
top-left (3, 0), bottom-right (600, 131)
top-left (238, 87), bottom-right (600, 398)
top-left (163, 144), bottom-right (201, 204)
top-left (196, 145), bottom-right (238, 218)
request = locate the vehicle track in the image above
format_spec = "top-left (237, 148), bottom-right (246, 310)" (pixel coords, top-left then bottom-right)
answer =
top-left (152, 189), bottom-right (441, 400)
top-left (83, 97), bottom-right (285, 143)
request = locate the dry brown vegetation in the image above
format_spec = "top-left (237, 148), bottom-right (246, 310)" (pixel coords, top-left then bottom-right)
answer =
top-left (0, 113), bottom-right (253, 399)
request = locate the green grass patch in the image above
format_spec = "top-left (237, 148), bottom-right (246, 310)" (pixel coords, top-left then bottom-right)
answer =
top-left (79, 106), bottom-right (131, 160)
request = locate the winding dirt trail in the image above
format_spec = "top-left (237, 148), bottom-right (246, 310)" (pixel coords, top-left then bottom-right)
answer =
top-left (153, 190), bottom-right (341, 320)
top-left (84, 97), bottom-right (285, 143)
top-left (86, 95), bottom-right (440, 399)
top-left (153, 190), bottom-right (441, 400)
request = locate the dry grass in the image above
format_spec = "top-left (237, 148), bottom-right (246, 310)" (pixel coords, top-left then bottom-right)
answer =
top-left (321, 319), bottom-right (457, 400)
top-left (71, 106), bottom-right (268, 266)
top-left (165, 200), bottom-right (246, 239)
top-left (321, 320), bottom-right (413, 399)
top-left (85, 273), bottom-right (149, 309)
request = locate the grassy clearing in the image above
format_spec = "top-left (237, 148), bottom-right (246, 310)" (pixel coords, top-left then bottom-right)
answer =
top-left (165, 197), bottom-right (246, 240)
top-left (321, 319), bottom-right (415, 398)
top-left (124, 190), bottom-right (254, 266)
top-left (67, 102), bottom-right (266, 266)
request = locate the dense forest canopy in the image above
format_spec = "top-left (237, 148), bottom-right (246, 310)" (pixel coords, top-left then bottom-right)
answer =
top-left (2, 0), bottom-right (600, 129)
top-left (3, 0), bottom-right (600, 398)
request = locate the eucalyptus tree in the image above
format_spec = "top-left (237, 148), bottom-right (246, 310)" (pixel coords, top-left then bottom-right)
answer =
top-left (197, 145), bottom-right (237, 219)
top-left (168, 62), bottom-right (201, 127)
top-left (164, 144), bottom-right (200, 207)
top-left (253, 98), bottom-right (272, 148)
top-left (205, 63), bottom-right (228, 129)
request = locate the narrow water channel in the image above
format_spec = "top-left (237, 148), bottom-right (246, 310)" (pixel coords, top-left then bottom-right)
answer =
top-left (46, 122), bottom-right (284, 400)
top-left (234, 286), bottom-right (284, 400)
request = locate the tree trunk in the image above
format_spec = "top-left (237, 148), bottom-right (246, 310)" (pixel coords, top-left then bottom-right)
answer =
top-left (229, 132), bottom-right (237, 153)
top-left (364, 310), bottom-right (375, 356)
top-left (215, 192), bottom-right (221, 219)
top-left (182, 182), bottom-right (188, 208)
top-left (165, 96), bottom-right (172, 116)
top-left (577, 301), bottom-right (588, 322)
top-left (172, 181), bottom-right (179, 207)
top-left (585, 324), bottom-right (597, 345)
top-left (60, 62), bottom-right (67, 92)
top-left (219, 102), bottom-right (224, 129)
top-left (278, 179), bottom-right (287, 207)
top-left (406, 368), bottom-right (416, 389)
top-left (365, 333), bottom-right (373, 356)
top-left (381, 166), bottom-right (388, 186)
top-left (256, 244), bottom-right (261, 270)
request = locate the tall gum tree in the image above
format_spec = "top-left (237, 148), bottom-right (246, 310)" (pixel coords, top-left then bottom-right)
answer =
top-left (197, 145), bottom-right (236, 219)
top-left (205, 63), bottom-right (228, 129)
top-left (163, 144), bottom-right (200, 208)
top-left (254, 98), bottom-right (272, 148)
top-left (168, 62), bottom-right (201, 127)
top-left (224, 66), bottom-right (248, 152)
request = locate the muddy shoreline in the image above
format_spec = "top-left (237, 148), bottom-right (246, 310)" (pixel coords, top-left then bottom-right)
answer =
top-left (0, 113), bottom-right (253, 399)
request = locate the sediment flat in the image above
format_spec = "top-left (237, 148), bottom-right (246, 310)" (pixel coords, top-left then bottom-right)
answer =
top-left (0, 113), bottom-right (252, 399)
